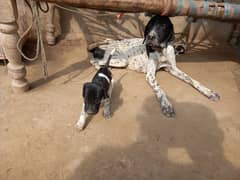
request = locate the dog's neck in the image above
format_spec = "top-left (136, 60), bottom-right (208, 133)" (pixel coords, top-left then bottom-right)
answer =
top-left (98, 73), bottom-right (110, 84)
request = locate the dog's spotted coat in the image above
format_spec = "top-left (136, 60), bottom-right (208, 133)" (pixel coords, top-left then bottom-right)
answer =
top-left (90, 38), bottom-right (220, 117)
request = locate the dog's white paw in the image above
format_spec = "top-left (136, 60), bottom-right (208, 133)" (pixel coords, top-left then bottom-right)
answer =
top-left (75, 122), bottom-right (85, 131)
top-left (160, 96), bottom-right (175, 118)
top-left (161, 104), bottom-right (175, 118)
top-left (208, 92), bottom-right (220, 101)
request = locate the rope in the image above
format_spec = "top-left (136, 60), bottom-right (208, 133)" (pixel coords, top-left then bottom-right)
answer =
top-left (55, 3), bottom-right (122, 17)
top-left (55, 4), bottom-right (83, 14)
top-left (17, 0), bottom-right (49, 79)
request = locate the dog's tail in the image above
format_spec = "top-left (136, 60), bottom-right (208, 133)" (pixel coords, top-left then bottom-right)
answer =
top-left (104, 48), bottom-right (116, 68)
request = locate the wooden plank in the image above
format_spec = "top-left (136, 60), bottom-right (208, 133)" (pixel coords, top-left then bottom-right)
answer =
top-left (33, 0), bottom-right (240, 21)
top-left (0, 0), bottom-right (18, 23)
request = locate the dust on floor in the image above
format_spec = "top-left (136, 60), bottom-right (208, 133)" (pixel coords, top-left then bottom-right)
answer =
top-left (0, 39), bottom-right (240, 180)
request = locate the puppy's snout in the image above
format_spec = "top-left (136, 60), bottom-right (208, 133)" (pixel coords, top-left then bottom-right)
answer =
top-left (84, 103), bottom-right (99, 115)
top-left (86, 108), bottom-right (98, 115)
top-left (86, 110), bottom-right (97, 115)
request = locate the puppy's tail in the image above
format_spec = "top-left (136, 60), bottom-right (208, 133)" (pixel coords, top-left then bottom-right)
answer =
top-left (104, 48), bottom-right (116, 68)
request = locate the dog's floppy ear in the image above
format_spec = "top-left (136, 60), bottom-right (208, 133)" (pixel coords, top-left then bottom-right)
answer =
top-left (143, 29), bottom-right (148, 44)
top-left (166, 24), bottom-right (175, 43)
top-left (143, 16), bottom-right (155, 44)
top-left (143, 37), bottom-right (146, 44)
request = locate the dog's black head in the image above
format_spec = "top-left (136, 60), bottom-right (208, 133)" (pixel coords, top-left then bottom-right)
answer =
top-left (83, 82), bottom-right (106, 115)
top-left (143, 15), bottom-right (174, 52)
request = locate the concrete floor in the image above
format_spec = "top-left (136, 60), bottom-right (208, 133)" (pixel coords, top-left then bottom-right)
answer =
top-left (0, 39), bottom-right (240, 180)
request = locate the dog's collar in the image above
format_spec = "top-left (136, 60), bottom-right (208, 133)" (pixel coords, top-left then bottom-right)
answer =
top-left (98, 73), bottom-right (110, 84)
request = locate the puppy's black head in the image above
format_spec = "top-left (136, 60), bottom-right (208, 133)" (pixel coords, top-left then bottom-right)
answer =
top-left (90, 47), bottom-right (105, 59)
top-left (143, 15), bottom-right (174, 51)
top-left (83, 82), bottom-right (105, 115)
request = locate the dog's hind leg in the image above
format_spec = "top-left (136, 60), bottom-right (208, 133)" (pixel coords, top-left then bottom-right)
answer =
top-left (75, 103), bottom-right (88, 130)
top-left (167, 67), bottom-right (220, 101)
top-left (146, 58), bottom-right (175, 117)
top-left (103, 79), bottom-right (114, 119)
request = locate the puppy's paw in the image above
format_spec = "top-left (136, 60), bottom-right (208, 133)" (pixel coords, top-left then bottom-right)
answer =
top-left (160, 96), bottom-right (175, 118)
top-left (208, 92), bottom-right (220, 101)
top-left (75, 122), bottom-right (85, 131)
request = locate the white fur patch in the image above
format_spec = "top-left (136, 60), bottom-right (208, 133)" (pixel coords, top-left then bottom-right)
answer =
top-left (98, 73), bottom-right (110, 84)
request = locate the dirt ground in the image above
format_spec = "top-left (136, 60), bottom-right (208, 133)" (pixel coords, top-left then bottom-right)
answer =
top-left (0, 37), bottom-right (240, 180)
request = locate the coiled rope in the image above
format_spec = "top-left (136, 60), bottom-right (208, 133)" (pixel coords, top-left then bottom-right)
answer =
top-left (17, 0), bottom-right (49, 79)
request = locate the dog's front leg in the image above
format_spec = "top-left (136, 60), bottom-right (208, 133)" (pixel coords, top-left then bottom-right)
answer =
top-left (168, 67), bottom-right (220, 101)
top-left (146, 58), bottom-right (175, 117)
top-left (75, 103), bottom-right (88, 130)
top-left (103, 98), bottom-right (111, 119)
top-left (164, 45), bottom-right (220, 101)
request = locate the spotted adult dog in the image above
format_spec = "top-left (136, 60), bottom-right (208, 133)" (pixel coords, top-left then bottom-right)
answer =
top-left (90, 15), bottom-right (220, 117)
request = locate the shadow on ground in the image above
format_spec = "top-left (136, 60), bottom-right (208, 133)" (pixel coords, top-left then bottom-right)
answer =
top-left (30, 57), bottom-right (90, 89)
top-left (68, 96), bottom-right (240, 180)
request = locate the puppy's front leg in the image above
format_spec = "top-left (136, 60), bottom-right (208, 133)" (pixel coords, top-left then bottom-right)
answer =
top-left (103, 79), bottom-right (114, 119)
top-left (75, 103), bottom-right (88, 130)
top-left (103, 98), bottom-right (111, 119)
top-left (146, 58), bottom-right (175, 117)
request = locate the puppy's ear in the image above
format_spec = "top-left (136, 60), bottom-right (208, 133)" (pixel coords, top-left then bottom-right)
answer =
top-left (83, 83), bottom-right (88, 97)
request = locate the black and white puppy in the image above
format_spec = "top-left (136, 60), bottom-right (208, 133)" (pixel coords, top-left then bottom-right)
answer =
top-left (75, 49), bottom-right (115, 130)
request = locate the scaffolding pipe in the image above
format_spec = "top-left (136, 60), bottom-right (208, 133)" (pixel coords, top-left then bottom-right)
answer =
top-left (34, 0), bottom-right (240, 21)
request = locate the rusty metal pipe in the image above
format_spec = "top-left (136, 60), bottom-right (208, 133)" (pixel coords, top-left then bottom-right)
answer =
top-left (34, 0), bottom-right (240, 21)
